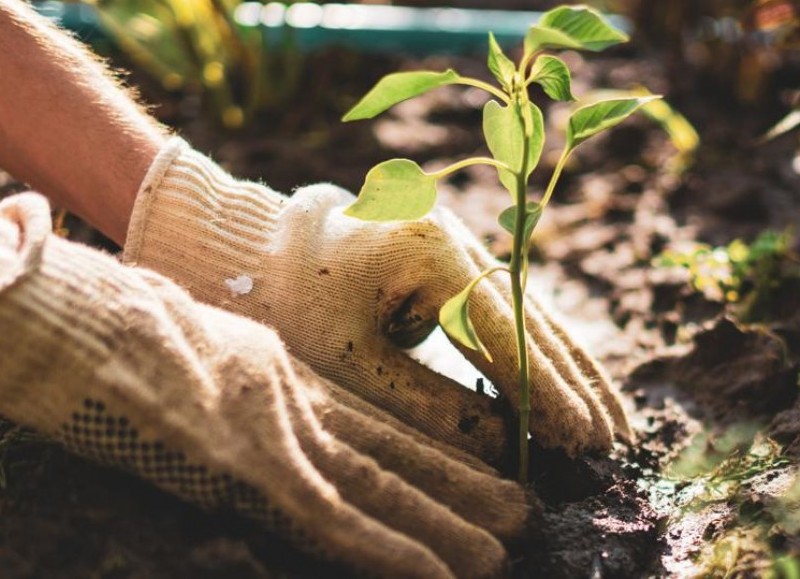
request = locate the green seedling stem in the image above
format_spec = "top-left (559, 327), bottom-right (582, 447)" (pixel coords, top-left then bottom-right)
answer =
top-left (343, 4), bottom-right (659, 484)
top-left (457, 78), bottom-right (511, 102)
top-left (511, 99), bottom-right (533, 482)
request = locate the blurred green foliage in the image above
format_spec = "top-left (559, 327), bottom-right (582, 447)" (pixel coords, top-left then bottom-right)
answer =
top-left (775, 555), bottom-right (800, 579)
top-left (85, 0), bottom-right (301, 128)
top-left (656, 229), bottom-right (795, 311)
top-left (649, 425), bottom-right (798, 577)
top-left (665, 425), bottom-right (787, 486)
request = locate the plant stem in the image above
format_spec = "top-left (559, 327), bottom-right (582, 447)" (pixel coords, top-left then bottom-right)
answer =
top-left (455, 78), bottom-right (511, 104)
top-left (511, 253), bottom-right (530, 484)
top-left (518, 51), bottom-right (537, 82)
top-left (540, 148), bottom-right (570, 209)
top-left (464, 266), bottom-right (513, 293)
top-left (510, 100), bottom-right (532, 485)
top-left (430, 156), bottom-right (511, 179)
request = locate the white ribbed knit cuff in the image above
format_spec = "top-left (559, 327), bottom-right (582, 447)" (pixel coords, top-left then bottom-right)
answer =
top-left (119, 137), bottom-right (289, 307)
top-left (123, 136), bottom-right (188, 265)
top-left (122, 137), bottom-right (286, 268)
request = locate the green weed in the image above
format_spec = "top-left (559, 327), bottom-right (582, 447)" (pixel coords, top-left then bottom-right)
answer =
top-left (656, 229), bottom-right (796, 317)
top-left (648, 425), bottom-right (799, 577)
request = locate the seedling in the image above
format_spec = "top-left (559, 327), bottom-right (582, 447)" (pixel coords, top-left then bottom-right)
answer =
top-left (343, 5), bottom-right (659, 483)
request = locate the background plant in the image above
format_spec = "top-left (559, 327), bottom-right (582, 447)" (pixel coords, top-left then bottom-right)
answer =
top-left (342, 4), bottom-right (659, 483)
top-left (656, 229), bottom-right (798, 321)
top-left (83, 0), bottom-right (301, 128)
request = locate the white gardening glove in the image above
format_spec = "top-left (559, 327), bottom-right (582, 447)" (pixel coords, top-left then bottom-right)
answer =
top-left (0, 192), bottom-right (530, 579)
top-left (124, 138), bottom-right (631, 464)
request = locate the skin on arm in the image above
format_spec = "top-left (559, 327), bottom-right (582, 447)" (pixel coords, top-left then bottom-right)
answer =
top-left (0, 0), bottom-right (167, 244)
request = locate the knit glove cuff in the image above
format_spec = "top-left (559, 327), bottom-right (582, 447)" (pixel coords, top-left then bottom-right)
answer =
top-left (123, 137), bottom-right (286, 303)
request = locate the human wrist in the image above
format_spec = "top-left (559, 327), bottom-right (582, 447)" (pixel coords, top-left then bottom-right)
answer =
top-left (0, 1), bottom-right (167, 245)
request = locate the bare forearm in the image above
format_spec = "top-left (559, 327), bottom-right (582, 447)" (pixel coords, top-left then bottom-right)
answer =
top-left (0, 0), bottom-right (167, 244)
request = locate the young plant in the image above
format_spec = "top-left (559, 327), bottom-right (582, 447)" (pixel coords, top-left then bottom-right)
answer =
top-left (342, 5), bottom-right (659, 483)
top-left (656, 229), bottom-right (796, 320)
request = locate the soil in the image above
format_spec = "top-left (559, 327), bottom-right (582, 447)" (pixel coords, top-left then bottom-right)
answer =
top-left (2, 1), bottom-right (800, 577)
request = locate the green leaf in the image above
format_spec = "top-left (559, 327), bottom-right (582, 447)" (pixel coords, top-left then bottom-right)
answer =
top-left (487, 32), bottom-right (516, 91)
top-left (482, 100), bottom-right (544, 194)
top-left (567, 96), bottom-right (660, 150)
top-left (342, 70), bottom-right (461, 121)
top-left (524, 5), bottom-right (628, 55)
top-left (528, 55), bottom-right (574, 101)
top-left (439, 276), bottom-right (493, 361)
top-left (498, 202), bottom-right (543, 242)
top-left (344, 159), bottom-right (437, 221)
top-left (524, 26), bottom-right (583, 55)
top-left (581, 89), bottom-right (698, 154)
top-left (637, 96), bottom-right (699, 154)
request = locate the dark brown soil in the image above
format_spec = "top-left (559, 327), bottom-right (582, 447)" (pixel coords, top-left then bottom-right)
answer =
top-left (3, 0), bottom-right (800, 577)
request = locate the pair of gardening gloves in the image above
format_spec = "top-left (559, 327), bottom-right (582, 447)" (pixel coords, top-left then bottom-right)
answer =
top-left (0, 138), bottom-right (630, 577)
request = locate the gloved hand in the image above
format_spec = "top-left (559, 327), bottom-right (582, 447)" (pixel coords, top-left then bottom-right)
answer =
top-left (0, 192), bottom-right (530, 579)
top-left (124, 138), bottom-right (631, 463)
